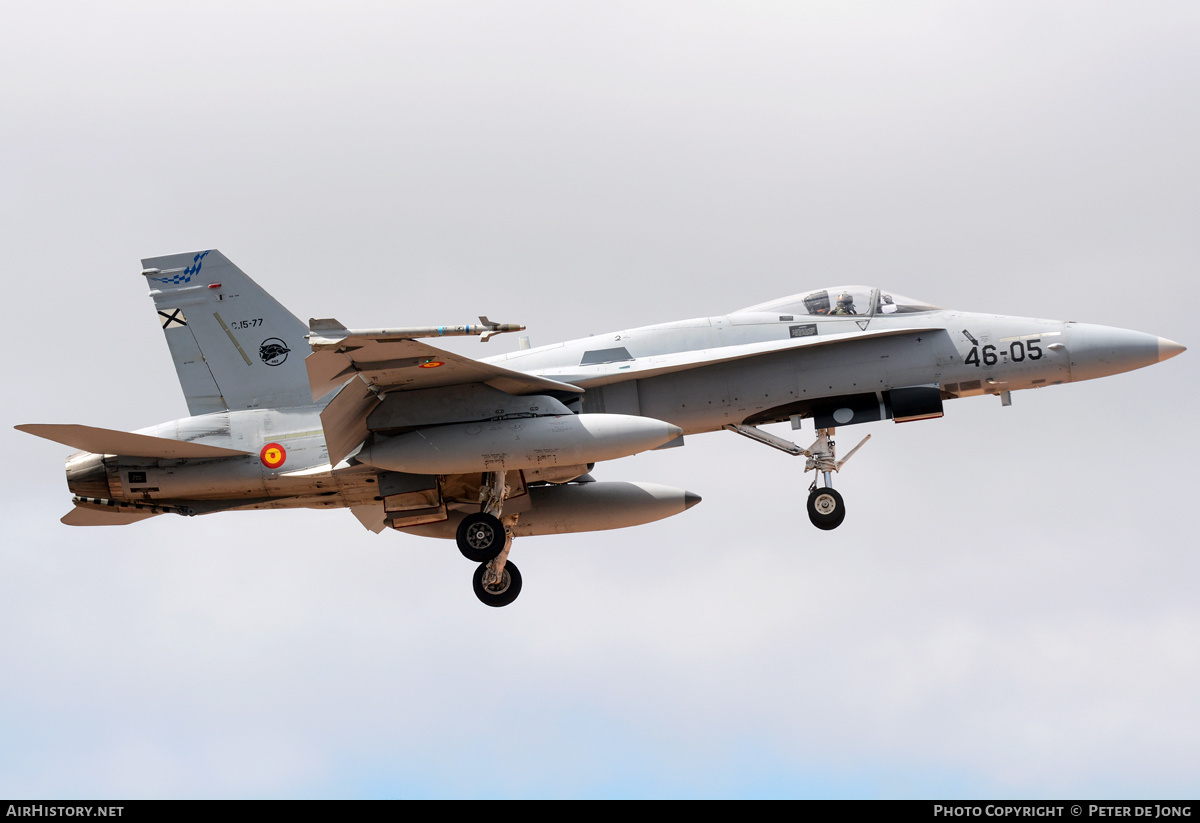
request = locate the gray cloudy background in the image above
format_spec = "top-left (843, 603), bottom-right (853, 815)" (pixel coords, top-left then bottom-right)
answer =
top-left (2, 0), bottom-right (1197, 799)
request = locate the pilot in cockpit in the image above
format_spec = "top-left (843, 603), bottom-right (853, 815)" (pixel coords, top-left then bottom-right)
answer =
top-left (831, 292), bottom-right (857, 315)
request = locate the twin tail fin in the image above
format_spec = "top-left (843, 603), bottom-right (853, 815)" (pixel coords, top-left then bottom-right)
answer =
top-left (141, 250), bottom-right (314, 414)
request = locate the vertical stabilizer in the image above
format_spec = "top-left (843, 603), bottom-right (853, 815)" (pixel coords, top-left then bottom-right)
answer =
top-left (141, 250), bottom-right (313, 414)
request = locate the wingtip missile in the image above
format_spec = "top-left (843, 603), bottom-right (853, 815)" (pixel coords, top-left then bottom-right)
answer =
top-left (307, 318), bottom-right (526, 347)
top-left (309, 317), bottom-right (349, 332)
top-left (479, 316), bottom-right (525, 342)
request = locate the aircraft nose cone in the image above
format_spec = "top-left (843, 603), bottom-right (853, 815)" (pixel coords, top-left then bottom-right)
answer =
top-left (1158, 337), bottom-right (1186, 362)
top-left (1067, 323), bottom-right (1165, 382)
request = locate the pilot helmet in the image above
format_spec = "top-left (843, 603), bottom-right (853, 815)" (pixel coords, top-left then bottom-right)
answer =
top-left (836, 292), bottom-right (854, 307)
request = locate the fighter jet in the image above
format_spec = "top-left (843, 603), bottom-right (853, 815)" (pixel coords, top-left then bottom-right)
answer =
top-left (17, 251), bottom-right (1186, 606)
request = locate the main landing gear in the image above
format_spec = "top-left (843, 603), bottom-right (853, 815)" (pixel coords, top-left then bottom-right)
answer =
top-left (473, 557), bottom-right (522, 608)
top-left (724, 423), bottom-right (870, 531)
top-left (455, 470), bottom-right (524, 607)
top-left (456, 512), bottom-right (505, 563)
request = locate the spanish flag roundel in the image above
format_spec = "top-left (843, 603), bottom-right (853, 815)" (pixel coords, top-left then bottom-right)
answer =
top-left (260, 442), bottom-right (287, 469)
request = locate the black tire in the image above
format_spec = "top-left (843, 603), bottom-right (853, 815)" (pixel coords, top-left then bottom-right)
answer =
top-left (807, 487), bottom-right (846, 530)
top-left (473, 561), bottom-right (522, 607)
top-left (456, 512), bottom-right (506, 563)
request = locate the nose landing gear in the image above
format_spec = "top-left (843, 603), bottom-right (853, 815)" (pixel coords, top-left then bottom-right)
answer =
top-left (802, 427), bottom-right (854, 530)
top-left (724, 423), bottom-right (870, 531)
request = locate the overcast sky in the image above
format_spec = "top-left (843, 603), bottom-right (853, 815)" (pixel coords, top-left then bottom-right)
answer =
top-left (2, 0), bottom-right (1197, 799)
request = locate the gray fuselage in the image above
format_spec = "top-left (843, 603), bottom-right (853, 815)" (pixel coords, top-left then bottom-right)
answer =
top-left (91, 301), bottom-right (1169, 516)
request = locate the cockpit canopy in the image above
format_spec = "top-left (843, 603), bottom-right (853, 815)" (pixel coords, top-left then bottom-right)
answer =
top-left (736, 286), bottom-right (941, 318)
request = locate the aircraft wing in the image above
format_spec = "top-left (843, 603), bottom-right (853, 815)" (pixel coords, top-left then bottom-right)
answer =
top-left (307, 333), bottom-right (582, 399)
top-left (307, 325), bottom-right (584, 465)
top-left (531, 326), bottom-right (945, 387)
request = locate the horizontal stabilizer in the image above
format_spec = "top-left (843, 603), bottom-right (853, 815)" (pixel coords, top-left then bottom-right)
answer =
top-left (16, 424), bottom-right (252, 459)
top-left (61, 503), bottom-right (160, 527)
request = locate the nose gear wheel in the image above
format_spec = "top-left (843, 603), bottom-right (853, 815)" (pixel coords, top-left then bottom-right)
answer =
top-left (807, 486), bottom-right (845, 530)
top-left (725, 423), bottom-right (866, 530)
